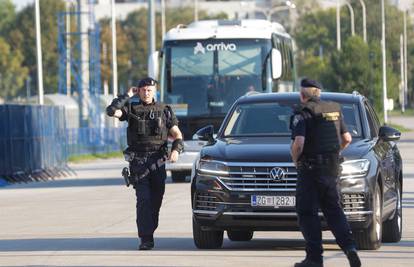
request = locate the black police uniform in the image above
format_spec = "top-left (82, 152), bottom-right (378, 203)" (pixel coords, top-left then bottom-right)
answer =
top-left (106, 78), bottom-right (180, 249)
top-left (291, 80), bottom-right (359, 267)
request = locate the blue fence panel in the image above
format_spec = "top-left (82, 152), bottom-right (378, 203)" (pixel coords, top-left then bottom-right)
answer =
top-left (0, 104), bottom-right (69, 184)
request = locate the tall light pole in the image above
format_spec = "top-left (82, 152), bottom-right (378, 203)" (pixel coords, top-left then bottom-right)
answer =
top-left (381, 0), bottom-right (388, 123)
top-left (358, 0), bottom-right (367, 43)
top-left (194, 0), bottom-right (199, 21)
top-left (111, 0), bottom-right (118, 97)
top-left (337, 0), bottom-right (341, 50)
top-left (66, 1), bottom-right (72, 96)
top-left (400, 34), bottom-right (404, 112)
top-left (148, 0), bottom-right (156, 74)
top-left (161, 0), bottom-right (166, 37)
top-left (35, 0), bottom-right (44, 105)
top-left (403, 10), bottom-right (408, 112)
top-left (344, 1), bottom-right (355, 36)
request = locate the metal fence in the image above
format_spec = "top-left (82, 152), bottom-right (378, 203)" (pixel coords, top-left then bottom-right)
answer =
top-left (66, 127), bottom-right (127, 156)
top-left (0, 104), bottom-right (69, 184)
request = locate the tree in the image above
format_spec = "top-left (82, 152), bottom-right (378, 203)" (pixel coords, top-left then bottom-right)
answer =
top-left (0, 0), bottom-right (15, 34)
top-left (0, 37), bottom-right (29, 99)
top-left (294, 2), bottom-right (408, 112)
top-left (6, 0), bottom-right (65, 97)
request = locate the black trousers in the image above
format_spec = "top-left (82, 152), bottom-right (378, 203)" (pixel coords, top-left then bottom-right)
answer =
top-left (296, 164), bottom-right (356, 263)
top-left (132, 159), bottom-right (166, 241)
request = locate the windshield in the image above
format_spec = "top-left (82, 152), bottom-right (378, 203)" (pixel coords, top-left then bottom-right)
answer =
top-left (161, 39), bottom-right (271, 117)
top-left (223, 101), bottom-right (363, 138)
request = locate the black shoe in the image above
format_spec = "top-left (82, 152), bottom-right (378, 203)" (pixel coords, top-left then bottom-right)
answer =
top-left (345, 249), bottom-right (361, 267)
top-left (294, 259), bottom-right (323, 267)
top-left (138, 241), bottom-right (154, 250)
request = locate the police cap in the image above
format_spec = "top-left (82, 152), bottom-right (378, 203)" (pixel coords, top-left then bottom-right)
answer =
top-left (138, 77), bottom-right (158, 88)
top-left (300, 78), bottom-right (323, 90)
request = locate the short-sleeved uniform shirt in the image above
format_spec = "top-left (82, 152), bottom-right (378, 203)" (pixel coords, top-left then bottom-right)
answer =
top-left (291, 110), bottom-right (348, 140)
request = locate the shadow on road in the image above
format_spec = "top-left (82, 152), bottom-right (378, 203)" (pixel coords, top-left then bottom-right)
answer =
top-left (0, 178), bottom-right (125, 190)
top-left (0, 236), bottom-right (338, 252)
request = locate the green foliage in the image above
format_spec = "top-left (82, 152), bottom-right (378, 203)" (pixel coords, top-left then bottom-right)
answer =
top-left (0, 0), bottom-right (15, 34)
top-left (5, 0), bottom-right (65, 98)
top-left (0, 37), bottom-right (28, 98)
top-left (294, 2), bottom-right (410, 112)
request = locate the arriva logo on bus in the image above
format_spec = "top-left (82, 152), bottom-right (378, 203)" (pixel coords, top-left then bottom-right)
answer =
top-left (194, 42), bottom-right (237, 55)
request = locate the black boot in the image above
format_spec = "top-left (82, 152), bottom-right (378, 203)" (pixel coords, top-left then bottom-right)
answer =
top-left (294, 259), bottom-right (323, 267)
top-left (139, 241), bottom-right (154, 250)
top-left (345, 248), bottom-right (361, 267)
top-left (138, 236), bottom-right (154, 250)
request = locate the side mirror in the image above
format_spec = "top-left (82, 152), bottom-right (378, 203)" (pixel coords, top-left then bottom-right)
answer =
top-left (379, 125), bottom-right (401, 141)
top-left (271, 48), bottom-right (282, 80)
top-left (195, 125), bottom-right (214, 143)
top-left (148, 51), bottom-right (160, 80)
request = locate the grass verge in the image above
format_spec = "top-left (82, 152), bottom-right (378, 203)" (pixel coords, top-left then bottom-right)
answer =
top-left (387, 123), bottom-right (412, 133)
top-left (68, 151), bottom-right (123, 163)
top-left (389, 108), bottom-right (414, 116)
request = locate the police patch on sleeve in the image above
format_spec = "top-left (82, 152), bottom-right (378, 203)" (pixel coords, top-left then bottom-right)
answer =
top-left (292, 114), bottom-right (302, 127)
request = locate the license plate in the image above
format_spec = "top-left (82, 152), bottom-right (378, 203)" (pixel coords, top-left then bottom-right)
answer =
top-left (251, 195), bottom-right (296, 208)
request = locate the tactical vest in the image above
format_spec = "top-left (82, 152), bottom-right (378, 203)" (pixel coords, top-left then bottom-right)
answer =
top-left (126, 101), bottom-right (169, 152)
top-left (300, 99), bottom-right (342, 156)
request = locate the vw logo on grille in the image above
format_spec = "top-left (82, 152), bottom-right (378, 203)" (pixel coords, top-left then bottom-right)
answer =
top-left (270, 167), bottom-right (286, 181)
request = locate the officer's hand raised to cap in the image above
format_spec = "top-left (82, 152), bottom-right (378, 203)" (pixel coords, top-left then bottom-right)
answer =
top-left (127, 86), bottom-right (138, 98)
top-left (168, 150), bottom-right (179, 163)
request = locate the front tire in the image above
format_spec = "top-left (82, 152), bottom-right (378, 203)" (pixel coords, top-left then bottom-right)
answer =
top-left (353, 181), bottom-right (382, 250)
top-left (193, 218), bottom-right (223, 249)
top-left (227, 230), bottom-right (254, 241)
top-left (382, 178), bottom-right (402, 242)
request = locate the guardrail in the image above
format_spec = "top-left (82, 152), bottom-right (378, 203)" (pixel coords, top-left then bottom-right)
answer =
top-left (0, 104), bottom-right (71, 184)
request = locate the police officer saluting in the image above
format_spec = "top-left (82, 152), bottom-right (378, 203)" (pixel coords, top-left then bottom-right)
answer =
top-left (290, 78), bottom-right (361, 267)
top-left (106, 77), bottom-right (184, 250)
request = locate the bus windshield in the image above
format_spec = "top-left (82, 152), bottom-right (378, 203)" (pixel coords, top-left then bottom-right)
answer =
top-left (161, 39), bottom-right (271, 117)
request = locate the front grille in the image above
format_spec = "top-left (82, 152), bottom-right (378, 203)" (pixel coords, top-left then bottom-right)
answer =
top-left (342, 193), bottom-right (365, 212)
top-left (195, 192), bottom-right (219, 211)
top-left (218, 163), bottom-right (297, 191)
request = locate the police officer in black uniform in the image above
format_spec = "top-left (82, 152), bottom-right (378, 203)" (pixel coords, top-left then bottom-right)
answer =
top-left (106, 77), bottom-right (183, 250)
top-left (290, 78), bottom-right (361, 267)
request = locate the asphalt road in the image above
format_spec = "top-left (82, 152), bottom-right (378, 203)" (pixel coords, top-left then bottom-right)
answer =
top-left (1, 133), bottom-right (414, 266)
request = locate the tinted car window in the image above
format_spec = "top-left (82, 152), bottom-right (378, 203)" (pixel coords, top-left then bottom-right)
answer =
top-left (224, 102), bottom-right (293, 136)
top-left (341, 104), bottom-right (363, 137)
top-left (223, 101), bottom-right (362, 137)
top-left (364, 103), bottom-right (378, 138)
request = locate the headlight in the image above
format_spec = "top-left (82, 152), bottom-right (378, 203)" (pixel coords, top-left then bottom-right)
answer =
top-left (198, 160), bottom-right (229, 176)
top-left (340, 159), bottom-right (370, 178)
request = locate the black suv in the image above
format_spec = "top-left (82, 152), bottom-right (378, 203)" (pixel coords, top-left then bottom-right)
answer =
top-left (191, 92), bottom-right (402, 250)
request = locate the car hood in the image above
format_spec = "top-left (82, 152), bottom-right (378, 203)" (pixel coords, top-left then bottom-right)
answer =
top-left (200, 137), bottom-right (372, 162)
top-left (201, 137), bottom-right (293, 162)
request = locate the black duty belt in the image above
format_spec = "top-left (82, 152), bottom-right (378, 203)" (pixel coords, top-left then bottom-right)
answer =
top-left (301, 154), bottom-right (342, 165)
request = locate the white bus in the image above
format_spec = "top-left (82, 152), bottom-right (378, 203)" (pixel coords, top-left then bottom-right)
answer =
top-left (149, 19), bottom-right (296, 182)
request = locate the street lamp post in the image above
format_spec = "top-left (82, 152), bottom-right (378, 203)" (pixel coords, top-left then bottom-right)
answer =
top-left (337, 0), bottom-right (341, 50)
top-left (403, 10), bottom-right (408, 112)
top-left (344, 1), bottom-right (355, 36)
top-left (358, 0), bottom-right (367, 42)
top-left (381, 0), bottom-right (388, 123)
top-left (111, 0), bottom-right (118, 97)
top-left (35, 0), bottom-right (44, 105)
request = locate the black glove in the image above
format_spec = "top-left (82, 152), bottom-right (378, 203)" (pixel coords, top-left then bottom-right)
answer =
top-left (171, 139), bottom-right (184, 154)
top-left (106, 94), bottom-right (130, 117)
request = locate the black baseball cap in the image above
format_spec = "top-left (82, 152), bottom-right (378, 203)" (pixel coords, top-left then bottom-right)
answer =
top-left (138, 77), bottom-right (158, 88)
top-left (300, 78), bottom-right (323, 90)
